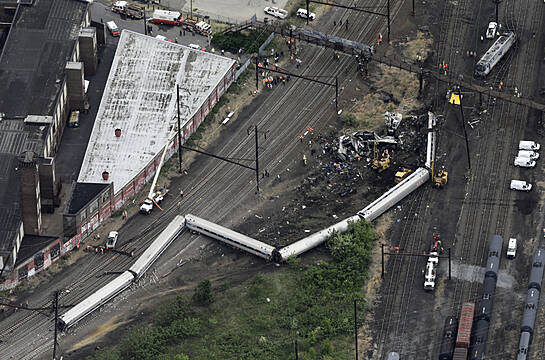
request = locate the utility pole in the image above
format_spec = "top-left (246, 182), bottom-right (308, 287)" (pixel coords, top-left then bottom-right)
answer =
top-left (448, 248), bottom-right (452, 280)
top-left (53, 291), bottom-right (59, 360)
top-left (176, 85), bottom-right (183, 173)
top-left (254, 125), bottom-right (260, 193)
top-left (457, 86), bottom-right (471, 170)
top-left (412, 0), bottom-right (415, 16)
top-left (381, 244), bottom-right (385, 278)
top-left (387, 0), bottom-right (391, 42)
top-left (306, 0), bottom-right (310, 25)
top-left (294, 339), bottom-right (299, 359)
top-left (354, 299), bottom-right (358, 360)
top-left (493, 0), bottom-right (501, 25)
top-left (335, 76), bottom-right (339, 113)
top-left (190, 0), bottom-right (193, 19)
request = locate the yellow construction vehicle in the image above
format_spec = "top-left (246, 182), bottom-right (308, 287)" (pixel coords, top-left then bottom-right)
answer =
top-left (395, 168), bottom-right (413, 183)
top-left (434, 170), bottom-right (448, 188)
top-left (372, 143), bottom-right (391, 172)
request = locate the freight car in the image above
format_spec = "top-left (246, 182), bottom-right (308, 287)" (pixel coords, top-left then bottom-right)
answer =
top-left (439, 316), bottom-right (458, 360)
top-left (468, 235), bottom-right (502, 360)
top-left (456, 302), bottom-right (475, 348)
top-left (516, 248), bottom-right (545, 360)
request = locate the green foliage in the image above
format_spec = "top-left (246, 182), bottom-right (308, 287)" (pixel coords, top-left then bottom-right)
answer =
top-left (192, 279), bottom-right (215, 306)
top-left (341, 113), bottom-right (356, 127)
top-left (212, 30), bottom-right (271, 54)
top-left (88, 220), bottom-right (376, 360)
top-left (119, 326), bottom-right (167, 360)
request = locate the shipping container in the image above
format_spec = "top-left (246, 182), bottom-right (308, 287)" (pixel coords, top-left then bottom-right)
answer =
top-left (456, 302), bottom-right (475, 348)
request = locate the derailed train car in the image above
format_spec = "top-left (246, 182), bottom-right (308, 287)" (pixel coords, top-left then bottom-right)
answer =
top-left (59, 215), bottom-right (186, 330)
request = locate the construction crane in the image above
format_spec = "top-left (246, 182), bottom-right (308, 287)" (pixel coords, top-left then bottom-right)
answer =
top-left (140, 127), bottom-right (176, 215)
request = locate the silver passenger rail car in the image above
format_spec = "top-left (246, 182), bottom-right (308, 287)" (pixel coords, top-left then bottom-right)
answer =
top-left (59, 215), bottom-right (187, 330)
top-left (358, 167), bottom-right (430, 221)
top-left (58, 271), bottom-right (134, 330)
top-left (129, 215), bottom-right (186, 279)
top-left (185, 214), bottom-right (276, 261)
top-left (474, 32), bottom-right (515, 77)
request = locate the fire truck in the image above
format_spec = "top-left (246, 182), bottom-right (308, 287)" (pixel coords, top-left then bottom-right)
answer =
top-left (112, 1), bottom-right (144, 19)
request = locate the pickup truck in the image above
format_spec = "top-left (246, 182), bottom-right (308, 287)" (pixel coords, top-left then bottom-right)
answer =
top-left (264, 6), bottom-right (288, 19)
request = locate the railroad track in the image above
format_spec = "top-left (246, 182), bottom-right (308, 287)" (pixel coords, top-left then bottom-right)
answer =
top-left (0, 1), bottom-right (411, 358)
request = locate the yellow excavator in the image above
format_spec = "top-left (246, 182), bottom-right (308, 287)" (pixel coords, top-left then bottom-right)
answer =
top-left (395, 168), bottom-right (413, 183)
top-left (433, 169), bottom-right (448, 188)
top-left (372, 142), bottom-right (391, 172)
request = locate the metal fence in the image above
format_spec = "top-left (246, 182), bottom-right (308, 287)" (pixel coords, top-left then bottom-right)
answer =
top-left (258, 32), bottom-right (276, 57)
top-left (235, 58), bottom-right (251, 80)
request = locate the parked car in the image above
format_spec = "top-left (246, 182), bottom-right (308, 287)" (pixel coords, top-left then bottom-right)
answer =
top-left (514, 157), bottom-right (536, 168)
top-left (510, 180), bottom-right (532, 191)
top-left (296, 8), bottom-right (316, 20)
top-left (486, 22), bottom-right (498, 39)
top-left (106, 231), bottom-right (119, 249)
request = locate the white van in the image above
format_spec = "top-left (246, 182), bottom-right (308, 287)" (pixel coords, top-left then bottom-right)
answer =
top-left (519, 140), bottom-right (540, 151)
top-left (510, 180), bottom-right (532, 191)
top-left (514, 157), bottom-right (536, 168)
top-left (518, 150), bottom-right (539, 160)
top-left (506, 238), bottom-right (517, 259)
top-left (106, 21), bottom-right (120, 37)
top-left (296, 8), bottom-right (316, 20)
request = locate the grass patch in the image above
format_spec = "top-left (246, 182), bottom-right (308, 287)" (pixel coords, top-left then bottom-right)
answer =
top-left (212, 30), bottom-right (272, 54)
top-left (89, 220), bottom-right (376, 360)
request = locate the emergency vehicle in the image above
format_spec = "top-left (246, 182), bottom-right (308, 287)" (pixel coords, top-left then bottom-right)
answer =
top-left (151, 10), bottom-right (183, 25)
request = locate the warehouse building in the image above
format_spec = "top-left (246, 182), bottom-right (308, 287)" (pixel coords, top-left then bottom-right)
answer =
top-left (0, 0), bottom-right (97, 278)
top-left (63, 30), bottom-right (236, 242)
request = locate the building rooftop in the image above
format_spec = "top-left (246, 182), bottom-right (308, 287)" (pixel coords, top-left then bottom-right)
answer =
top-left (0, 0), bottom-right (88, 117)
top-left (0, 0), bottom-right (88, 254)
top-left (14, 235), bottom-right (60, 267)
top-left (77, 30), bottom-right (235, 194)
top-left (66, 182), bottom-right (109, 215)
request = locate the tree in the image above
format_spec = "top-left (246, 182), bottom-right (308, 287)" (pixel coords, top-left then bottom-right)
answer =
top-left (192, 279), bottom-right (215, 306)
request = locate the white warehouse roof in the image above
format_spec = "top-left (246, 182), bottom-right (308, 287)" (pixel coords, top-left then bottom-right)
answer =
top-left (78, 30), bottom-right (235, 193)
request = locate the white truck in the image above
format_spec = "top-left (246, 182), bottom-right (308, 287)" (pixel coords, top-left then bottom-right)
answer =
top-left (519, 140), bottom-right (540, 151)
top-left (514, 157), bottom-right (536, 168)
top-left (506, 238), bottom-right (517, 259)
top-left (139, 191), bottom-right (166, 214)
top-left (424, 251), bottom-right (439, 291)
top-left (151, 10), bottom-right (183, 25)
top-left (264, 6), bottom-right (288, 19)
top-left (510, 180), bottom-right (532, 191)
top-left (517, 150), bottom-right (539, 160)
top-left (296, 8), bottom-right (316, 20)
